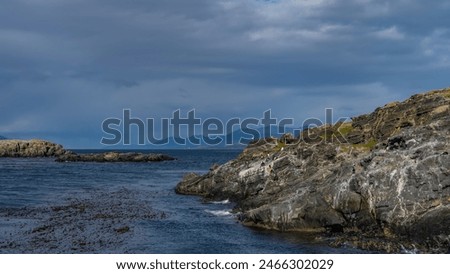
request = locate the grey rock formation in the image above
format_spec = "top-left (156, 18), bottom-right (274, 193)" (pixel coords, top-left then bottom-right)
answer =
top-left (0, 139), bottom-right (66, 157)
top-left (176, 88), bottom-right (450, 253)
top-left (0, 139), bottom-right (175, 163)
top-left (56, 152), bottom-right (175, 162)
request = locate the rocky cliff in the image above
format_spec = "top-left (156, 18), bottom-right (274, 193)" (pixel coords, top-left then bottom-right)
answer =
top-left (0, 139), bottom-right (66, 157)
top-left (176, 88), bottom-right (450, 253)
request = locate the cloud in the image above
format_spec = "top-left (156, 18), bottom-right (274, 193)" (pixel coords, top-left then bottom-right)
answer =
top-left (0, 0), bottom-right (449, 147)
top-left (372, 26), bottom-right (405, 40)
top-left (420, 29), bottom-right (450, 68)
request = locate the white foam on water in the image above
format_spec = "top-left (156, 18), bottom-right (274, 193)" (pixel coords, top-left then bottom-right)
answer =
top-left (400, 245), bottom-right (419, 254)
top-left (204, 209), bottom-right (232, 217)
top-left (210, 199), bottom-right (230, 204)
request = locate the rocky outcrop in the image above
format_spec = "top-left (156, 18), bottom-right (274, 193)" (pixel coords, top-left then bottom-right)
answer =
top-left (56, 152), bottom-right (175, 162)
top-left (0, 139), bottom-right (66, 157)
top-left (176, 88), bottom-right (450, 253)
top-left (0, 139), bottom-right (175, 163)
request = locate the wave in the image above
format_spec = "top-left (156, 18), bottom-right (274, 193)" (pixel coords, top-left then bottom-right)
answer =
top-left (204, 209), bottom-right (232, 217)
top-left (210, 199), bottom-right (230, 205)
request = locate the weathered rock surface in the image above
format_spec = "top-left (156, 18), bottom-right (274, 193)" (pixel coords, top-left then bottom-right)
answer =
top-left (0, 139), bottom-right (66, 157)
top-left (176, 88), bottom-right (450, 253)
top-left (55, 152), bottom-right (175, 162)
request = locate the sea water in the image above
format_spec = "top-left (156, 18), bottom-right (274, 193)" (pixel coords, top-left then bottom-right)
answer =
top-left (0, 150), bottom-right (364, 254)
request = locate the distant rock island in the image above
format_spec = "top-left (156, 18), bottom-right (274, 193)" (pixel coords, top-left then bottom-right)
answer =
top-left (56, 152), bottom-right (175, 163)
top-left (0, 139), bottom-right (66, 158)
top-left (0, 139), bottom-right (175, 162)
top-left (177, 87), bottom-right (450, 253)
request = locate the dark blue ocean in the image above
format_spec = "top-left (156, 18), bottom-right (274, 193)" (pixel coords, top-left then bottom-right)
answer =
top-left (0, 150), bottom-right (363, 254)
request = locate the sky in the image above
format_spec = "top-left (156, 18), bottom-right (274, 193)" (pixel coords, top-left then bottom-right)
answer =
top-left (1, 0), bottom-right (449, 148)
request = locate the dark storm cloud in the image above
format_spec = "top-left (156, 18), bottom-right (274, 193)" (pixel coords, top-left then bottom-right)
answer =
top-left (0, 0), bottom-right (449, 147)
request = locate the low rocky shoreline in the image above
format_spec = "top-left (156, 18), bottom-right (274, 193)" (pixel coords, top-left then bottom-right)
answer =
top-left (0, 139), bottom-right (175, 163)
top-left (176, 88), bottom-right (450, 253)
top-left (55, 152), bottom-right (175, 162)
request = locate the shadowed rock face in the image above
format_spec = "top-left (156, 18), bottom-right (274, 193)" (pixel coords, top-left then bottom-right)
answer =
top-left (176, 88), bottom-right (450, 253)
top-left (0, 140), bottom-right (66, 157)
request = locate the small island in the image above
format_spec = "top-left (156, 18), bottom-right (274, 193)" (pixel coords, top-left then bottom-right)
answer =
top-left (0, 139), bottom-right (66, 158)
top-left (55, 151), bottom-right (175, 163)
top-left (0, 139), bottom-right (175, 163)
